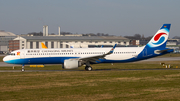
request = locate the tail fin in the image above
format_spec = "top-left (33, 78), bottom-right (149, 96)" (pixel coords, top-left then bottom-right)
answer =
top-left (147, 24), bottom-right (171, 48)
top-left (41, 42), bottom-right (48, 49)
top-left (70, 45), bottom-right (74, 48)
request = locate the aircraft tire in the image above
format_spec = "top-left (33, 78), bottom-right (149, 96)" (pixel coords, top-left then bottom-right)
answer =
top-left (85, 66), bottom-right (92, 71)
top-left (21, 68), bottom-right (25, 72)
top-left (87, 66), bottom-right (92, 71)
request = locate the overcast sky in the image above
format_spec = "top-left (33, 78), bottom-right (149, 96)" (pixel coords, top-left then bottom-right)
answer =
top-left (0, 0), bottom-right (180, 38)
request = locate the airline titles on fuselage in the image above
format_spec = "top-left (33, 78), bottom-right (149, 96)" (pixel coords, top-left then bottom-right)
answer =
top-left (25, 49), bottom-right (74, 56)
top-left (25, 49), bottom-right (138, 56)
top-left (27, 49), bottom-right (73, 53)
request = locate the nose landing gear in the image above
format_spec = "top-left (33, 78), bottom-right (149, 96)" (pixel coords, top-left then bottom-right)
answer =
top-left (85, 66), bottom-right (92, 71)
top-left (21, 64), bottom-right (25, 72)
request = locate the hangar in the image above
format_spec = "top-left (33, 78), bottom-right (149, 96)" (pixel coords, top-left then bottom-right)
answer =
top-left (0, 30), bottom-right (16, 53)
top-left (9, 36), bottom-right (130, 51)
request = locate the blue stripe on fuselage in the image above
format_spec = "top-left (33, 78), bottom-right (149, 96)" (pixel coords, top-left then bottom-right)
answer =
top-left (5, 56), bottom-right (145, 65)
top-left (4, 57), bottom-right (79, 64)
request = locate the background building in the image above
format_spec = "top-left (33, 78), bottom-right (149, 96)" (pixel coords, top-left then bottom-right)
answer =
top-left (0, 30), bottom-right (16, 53)
top-left (166, 39), bottom-right (179, 46)
top-left (6, 25), bottom-right (180, 52)
top-left (9, 36), bottom-right (130, 51)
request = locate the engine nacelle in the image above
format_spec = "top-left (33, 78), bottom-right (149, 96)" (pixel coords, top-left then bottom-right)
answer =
top-left (63, 59), bottom-right (82, 69)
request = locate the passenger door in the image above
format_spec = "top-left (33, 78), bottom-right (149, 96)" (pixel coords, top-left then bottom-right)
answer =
top-left (20, 50), bottom-right (25, 59)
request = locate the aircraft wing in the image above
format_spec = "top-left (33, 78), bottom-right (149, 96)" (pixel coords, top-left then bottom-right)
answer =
top-left (78, 44), bottom-right (117, 63)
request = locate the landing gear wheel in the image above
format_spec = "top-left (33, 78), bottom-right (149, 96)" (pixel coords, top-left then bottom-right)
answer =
top-left (22, 64), bottom-right (25, 72)
top-left (87, 66), bottom-right (92, 71)
top-left (85, 66), bottom-right (92, 71)
top-left (21, 68), bottom-right (25, 72)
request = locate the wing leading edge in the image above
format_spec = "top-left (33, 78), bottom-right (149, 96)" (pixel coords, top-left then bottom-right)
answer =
top-left (78, 44), bottom-right (117, 63)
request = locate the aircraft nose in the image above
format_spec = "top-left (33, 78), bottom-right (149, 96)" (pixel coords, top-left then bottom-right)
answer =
top-left (3, 56), bottom-right (8, 62)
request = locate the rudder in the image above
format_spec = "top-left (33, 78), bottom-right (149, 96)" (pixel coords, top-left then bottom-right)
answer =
top-left (147, 24), bottom-right (171, 48)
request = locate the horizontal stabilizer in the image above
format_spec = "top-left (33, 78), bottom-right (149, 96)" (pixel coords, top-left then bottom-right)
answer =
top-left (155, 49), bottom-right (174, 54)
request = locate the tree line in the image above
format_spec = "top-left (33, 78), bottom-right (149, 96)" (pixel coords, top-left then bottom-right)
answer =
top-left (27, 32), bottom-right (112, 36)
top-left (124, 34), bottom-right (153, 40)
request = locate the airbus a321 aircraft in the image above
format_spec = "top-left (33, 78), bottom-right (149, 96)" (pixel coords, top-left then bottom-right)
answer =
top-left (3, 24), bottom-right (173, 71)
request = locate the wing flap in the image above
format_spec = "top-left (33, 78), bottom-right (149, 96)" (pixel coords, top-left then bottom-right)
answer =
top-left (78, 44), bottom-right (117, 62)
top-left (68, 44), bottom-right (116, 63)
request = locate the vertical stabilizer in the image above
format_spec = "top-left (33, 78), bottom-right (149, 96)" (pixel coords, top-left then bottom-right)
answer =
top-left (41, 42), bottom-right (48, 49)
top-left (147, 24), bottom-right (171, 48)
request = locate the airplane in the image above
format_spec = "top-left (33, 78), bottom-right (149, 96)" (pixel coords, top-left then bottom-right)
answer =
top-left (3, 24), bottom-right (174, 71)
top-left (41, 42), bottom-right (74, 48)
top-left (70, 46), bottom-right (74, 48)
top-left (41, 42), bottom-right (47, 49)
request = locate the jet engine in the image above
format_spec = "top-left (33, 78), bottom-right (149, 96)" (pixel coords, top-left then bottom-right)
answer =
top-left (62, 59), bottom-right (82, 69)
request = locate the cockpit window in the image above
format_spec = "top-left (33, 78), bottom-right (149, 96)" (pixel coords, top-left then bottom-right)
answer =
top-left (9, 53), bottom-right (15, 56)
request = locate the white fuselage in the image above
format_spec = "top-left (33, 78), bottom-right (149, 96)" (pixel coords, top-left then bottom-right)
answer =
top-left (3, 47), bottom-right (144, 64)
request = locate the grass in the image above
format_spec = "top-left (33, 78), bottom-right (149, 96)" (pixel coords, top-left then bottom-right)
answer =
top-left (0, 70), bottom-right (180, 101)
top-left (0, 56), bottom-right (4, 62)
top-left (0, 54), bottom-right (180, 100)
top-left (0, 60), bottom-right (180, 100)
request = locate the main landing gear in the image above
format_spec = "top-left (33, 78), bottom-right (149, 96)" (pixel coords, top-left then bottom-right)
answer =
top-left (85, 66), bottom-right (92, 71)
top-left (21, 64), bottom-right (25, 72)
top-left (84, 62), bottom-right (92, 71)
